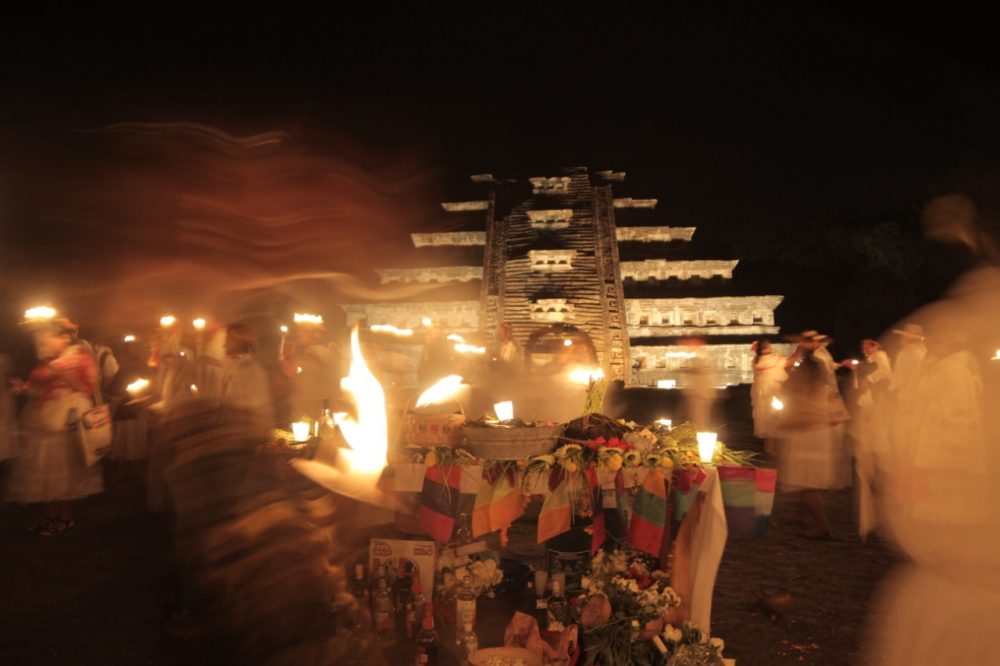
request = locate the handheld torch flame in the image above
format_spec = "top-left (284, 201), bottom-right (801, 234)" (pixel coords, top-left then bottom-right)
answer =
top-left (569, 367), bottom-right (605, 385)
top-left (371, 324), bottom-right (414, 337)
top-left (24, 306), bottom-right (57, 321)
top-left (337, 325), bottom-right (388, 475)
top-left (415, 375), bottom-right (465, 409)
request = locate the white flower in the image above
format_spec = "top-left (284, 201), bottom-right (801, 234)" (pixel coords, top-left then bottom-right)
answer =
top-left (662, 624), bottom-right (683, 643)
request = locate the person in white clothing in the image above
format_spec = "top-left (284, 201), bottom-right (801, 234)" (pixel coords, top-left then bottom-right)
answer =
top-left (750, 338), bottom-right (788, 454)
top-left (220, 323), bottom-right (274, 435)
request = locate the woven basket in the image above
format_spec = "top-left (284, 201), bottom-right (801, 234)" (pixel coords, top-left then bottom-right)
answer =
top-left (461, 423), bottom-right (564, 461)
top-left (403, 401), bottom-right (466, 448)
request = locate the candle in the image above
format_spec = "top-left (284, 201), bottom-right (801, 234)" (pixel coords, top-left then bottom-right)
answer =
top-left (160, 315), bottom-right (176, 328)
top-left (123, 335), bottom-right (136, 343)
top-left (291, 421), bottom-right (311, 443)
top-left (494, 401), bottom-right (514, 421)
top-left (421, 317), bottom-right (433, 327)
top-left (771, 396), bottom-right (784, 411)
top-left (696, 431), bottom-right (718, 464)
top-left (278, 325), bottom-right (288, 359)
top-left (656, 418), bottom-right (672, 428)
top-left (656, 379), bottom-right (677, 389)
top-left (192, 318), bottom-right (206, 331)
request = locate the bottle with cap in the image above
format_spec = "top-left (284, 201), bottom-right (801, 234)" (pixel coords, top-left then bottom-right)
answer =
top-left (454, 575), bottom-right (476, 645)
top-left (414, 604), bottom-right (439, 665)
top-left (459, 621), bottom-right (478, 660)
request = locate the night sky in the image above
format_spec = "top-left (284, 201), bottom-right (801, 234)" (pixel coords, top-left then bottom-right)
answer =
top-left (2, 4), bottom-right (998, 353)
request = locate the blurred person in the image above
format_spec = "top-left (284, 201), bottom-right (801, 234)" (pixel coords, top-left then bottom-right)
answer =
top-left (7, 317), bottom-right (103, 535)
top-left (845, 338), bottom-right (893, 537)
top-left (496, 322), bottom-right (523, 368)
top-left (289, 320), bottom-right (341, 421)
top-left (162, 400), bottom-right (383, 665)
top-left (775, 331), bottom-right (851, 539)
top-left (219, 323), bottom-right (274, 433)
top-left (679, 337), bottom-right (718, 429)
top-left (0, 354), bottom-right (16, 464)
top-left (888, 323), bottom-right (927, 406)
top-left (417, 326), bottom-right (452, 388)
top-left (866, 194), bottom-right (1000, 666)
top-left (750, 338), bottom-right (788, 454)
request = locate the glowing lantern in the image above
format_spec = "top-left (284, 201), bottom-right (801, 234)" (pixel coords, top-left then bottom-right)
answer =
top-left (696, 431), bottom-right (718, 464)
top-left (494, 401), bottom-right (514, 421)
top-left (563, 339), bottom-right (573, 347)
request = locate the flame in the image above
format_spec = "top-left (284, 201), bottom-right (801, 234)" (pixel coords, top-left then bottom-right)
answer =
top-left (657, 379), bottom-right (677, 389)
top-left (771, 396), bottom-right (784, 411)
top-left (447, 333), bottom-right (466, 343)
top-left (993, 349), bottom-right (1000, 361)
top-left (337, 325), bottom-right (388, 475)
top-left (294, 312), bottom-right (324, 325)
top-left (563, 339), bottom-right (573, 347)
top-left (415, 374), bottom-right (464, 409)
top-left (421, 317), bottom-right (433, 327)
top-left (126, 378), bottom-right (150, 396)
top-left (371, 324), bottom-right (414, 337)
top-left (569, 367), bottom-right (604, 385)
top-left (696, 431), bottom-right (718, 464)
top-left (192, 318), bottom-right (206, 330)
top-left (160, 315), bottom-right (176, 328)
top-left (454, 343), bottom-right (486, 355)
top-left (656, 418), bottom-right (673, 428)
top-left (279, 325), bottom-right (289, 333)
top-left (123, 335), bottom-right (136, 343)
top-left (24, 306), bottom-right (56, 321)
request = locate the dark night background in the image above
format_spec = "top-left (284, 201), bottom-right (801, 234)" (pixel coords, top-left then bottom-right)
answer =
top-left (2, 3), bottom-right (999, 360)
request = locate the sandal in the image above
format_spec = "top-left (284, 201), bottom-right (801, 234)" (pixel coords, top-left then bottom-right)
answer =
top-left (39, 518), bottom-right (75, 536)
top-left (26, 517), bottom-right (52, 533)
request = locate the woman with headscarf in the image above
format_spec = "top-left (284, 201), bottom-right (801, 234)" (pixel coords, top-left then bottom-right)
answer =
top-left (7, 317), bottom-right (103, 535)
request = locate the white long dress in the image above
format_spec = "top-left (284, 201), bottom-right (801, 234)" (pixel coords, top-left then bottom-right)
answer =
top-left (750, 352), bottom-right (787, 438)
top-left (869, 266), bottom-right (1000, 666)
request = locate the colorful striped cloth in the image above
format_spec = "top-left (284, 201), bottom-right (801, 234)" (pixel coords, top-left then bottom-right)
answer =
top-left (472, 464), bottom-right (524, 537)
top-left (418, 464), bottom-right (463, 543)
top-left (537, 464), bottom-right (573, 543)
top-left (673, 466), bottom-right (777, 537)
top-left (627, 468), bottom-right (670, 556)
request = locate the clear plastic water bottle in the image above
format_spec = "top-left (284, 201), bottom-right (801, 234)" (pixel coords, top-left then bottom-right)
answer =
top-left (459, 621), bottom-right (478, 661)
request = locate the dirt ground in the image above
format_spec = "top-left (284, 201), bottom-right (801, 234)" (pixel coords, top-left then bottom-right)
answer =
top-left (0, 389), bottom-right (899, 665)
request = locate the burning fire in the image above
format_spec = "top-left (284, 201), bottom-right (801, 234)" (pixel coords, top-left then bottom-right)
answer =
top-left (160, 315), bottom-right (176, 328)
top-left (446, 333), bottom-right (466, 343)
top-left (415, 375), bottom-right (465, 409)
top-left (569, 367), bottom-right (605, 385)
top-left (454, 343), bottom-right (486, 355)
top-left (336, 325), bottom-right (388, 475)
top-left (371, 324), bottom-right (414, 337)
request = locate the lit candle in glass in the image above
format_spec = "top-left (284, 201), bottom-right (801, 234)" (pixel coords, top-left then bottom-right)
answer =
top-left (696, 431), bottom-right (718, 464)
top-left (494, 401), bottom-right (514, 421)
top-left (291, 421), bottom-right (311, 443)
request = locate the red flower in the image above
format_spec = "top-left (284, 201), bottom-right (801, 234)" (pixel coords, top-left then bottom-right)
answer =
top-left (585, 437), bottom-right (606, 451)
top-left (606, 437), bottom-right (630, 451)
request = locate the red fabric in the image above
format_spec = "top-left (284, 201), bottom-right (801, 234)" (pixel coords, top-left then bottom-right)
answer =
top-left (30, 345), bottom-right (98, 404)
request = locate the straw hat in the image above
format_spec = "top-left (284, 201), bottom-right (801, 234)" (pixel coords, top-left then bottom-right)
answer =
top-left (784, 329), bottom-right (833, 344)
top-left (891, 323), bottom-right (925, 341)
